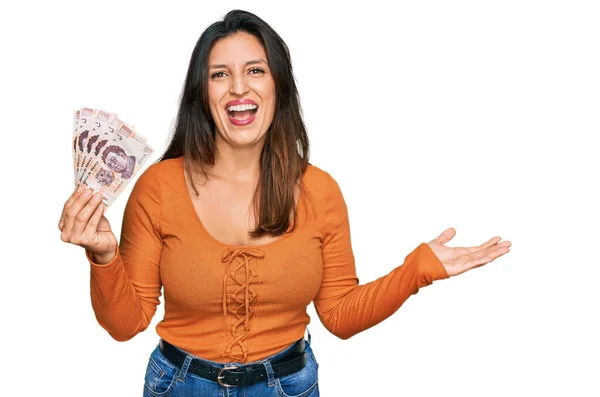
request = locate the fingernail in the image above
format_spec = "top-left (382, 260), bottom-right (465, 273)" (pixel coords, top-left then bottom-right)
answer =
top-left (76, 185), bottom-right (84, 192)
top-left (93, 193), bottom-right (102, 201)
top-left (83, 189), bottom-right (92, 198)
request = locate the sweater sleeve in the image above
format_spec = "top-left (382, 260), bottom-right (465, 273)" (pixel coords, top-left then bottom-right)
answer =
top-left (85, 166), bottom-right (163, 341)
top-left (312, 173), bottom-right (449, 340)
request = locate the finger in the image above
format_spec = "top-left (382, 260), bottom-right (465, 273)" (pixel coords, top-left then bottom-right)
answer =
top-left (62, 188), bottom-right (95, 234)
top-left (81, 202), bottom-right (105, 250)
top-left (478, 236), bottom-right (502, 250)
top-left (58, 185), bottom-right (85, 230)
top-left (72, 192), bottom-right (104, 238)
top-left (468, 237), bottom-right (511, 255)
top-left (431, 227), bottom-right (456, 245)
top-left (468, 244), bottom-right (510, 270)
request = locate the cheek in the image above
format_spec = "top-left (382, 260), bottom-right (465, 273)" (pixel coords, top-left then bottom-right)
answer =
top-left (265, 80), bottom-right (276, 101)
top-left (207, 82), bottom-right (226, 103)
top-left (255, 81), bottom-right (276, 112)
top-left (207, 86), bottom-right (225, 120)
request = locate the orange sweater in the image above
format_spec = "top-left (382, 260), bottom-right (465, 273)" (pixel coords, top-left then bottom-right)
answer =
top-left (86, 156), bottom-right (449, 363)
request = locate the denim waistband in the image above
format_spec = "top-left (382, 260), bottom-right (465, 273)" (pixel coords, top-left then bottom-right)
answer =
top-left (161, 327), bottom-right (312, 368)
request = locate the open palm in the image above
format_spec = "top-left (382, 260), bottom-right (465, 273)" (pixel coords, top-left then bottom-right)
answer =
top-left (426, 227), bottom-right (511, 277)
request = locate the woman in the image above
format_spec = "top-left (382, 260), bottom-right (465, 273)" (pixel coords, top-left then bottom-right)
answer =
top-left (58, 9), bottom-right (511, 397)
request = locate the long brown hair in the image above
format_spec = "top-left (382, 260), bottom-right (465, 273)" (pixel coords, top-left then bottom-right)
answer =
top-left (158, 10), bottom-right (311, 238)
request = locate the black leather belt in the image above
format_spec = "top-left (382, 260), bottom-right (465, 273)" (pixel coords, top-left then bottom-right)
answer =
top-left (158, 339), bottom-right (307, 388)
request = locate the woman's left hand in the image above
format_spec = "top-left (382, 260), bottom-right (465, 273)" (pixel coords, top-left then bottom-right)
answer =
top-left (426, 227), bottom-right (511, 277)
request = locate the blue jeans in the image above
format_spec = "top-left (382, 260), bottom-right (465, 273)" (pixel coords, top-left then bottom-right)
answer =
top-left (143, 333), bottom-right (319, 397)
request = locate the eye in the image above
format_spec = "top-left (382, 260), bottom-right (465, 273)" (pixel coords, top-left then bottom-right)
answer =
top-left (249, 68), bottom-right (265, 75)
top-left (211, 71), bottom-right (227, 79)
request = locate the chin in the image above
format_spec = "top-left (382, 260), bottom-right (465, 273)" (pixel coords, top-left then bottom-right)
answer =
top-left (229, 132), bottom-right (266, 146)
top-left (220, 124), bottom-right (267, 146)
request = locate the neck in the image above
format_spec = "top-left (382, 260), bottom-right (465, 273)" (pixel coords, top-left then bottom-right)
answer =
top-left (211, 135), bottom-right (263, 184)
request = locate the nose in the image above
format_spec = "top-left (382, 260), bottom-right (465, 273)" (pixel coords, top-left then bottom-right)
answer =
top-left (229, 73), bottom-right (249, 96)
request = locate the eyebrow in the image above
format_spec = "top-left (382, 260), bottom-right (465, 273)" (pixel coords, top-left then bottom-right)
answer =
top-left (209, 58), bottom-right (268, 69)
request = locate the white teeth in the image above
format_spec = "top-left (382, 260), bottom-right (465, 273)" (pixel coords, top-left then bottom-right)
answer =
top-left (227, 104), bottom-right (258, 112)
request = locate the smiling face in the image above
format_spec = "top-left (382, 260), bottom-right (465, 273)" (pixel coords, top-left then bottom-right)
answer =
top-left (207, 32), bottom-right (276, 148)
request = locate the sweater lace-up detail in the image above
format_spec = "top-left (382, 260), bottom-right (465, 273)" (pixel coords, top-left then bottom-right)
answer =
top-left (221, 247), bottom-right (265, 362)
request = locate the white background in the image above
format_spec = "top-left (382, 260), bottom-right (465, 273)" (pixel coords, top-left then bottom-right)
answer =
top-left (1, 0), bottom-right (599, 395)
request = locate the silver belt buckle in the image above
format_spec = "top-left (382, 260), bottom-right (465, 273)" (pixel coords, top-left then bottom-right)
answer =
top-left (217, 365), bottom-right (238, 388)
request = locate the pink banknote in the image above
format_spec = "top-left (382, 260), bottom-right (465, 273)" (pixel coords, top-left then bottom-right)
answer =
top-left (72, 108), bottom-right (154, 208)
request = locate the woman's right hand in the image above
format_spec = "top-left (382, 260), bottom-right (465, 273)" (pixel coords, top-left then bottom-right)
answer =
top-left (59, 186), bottom-right (118, 264)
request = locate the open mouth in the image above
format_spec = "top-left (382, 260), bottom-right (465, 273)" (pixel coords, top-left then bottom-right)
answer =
top-left (226, 104), bottom-right (259, 121)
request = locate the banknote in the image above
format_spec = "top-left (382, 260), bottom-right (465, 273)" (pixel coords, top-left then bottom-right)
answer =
top-left (77, 109), bottom-right (116, 184)
top-left (73, 108), bottom-right (154, 208)
top-left (72, 109), bottom-right (80, 184)
top-left (74, 107), bottom-right (95, 183)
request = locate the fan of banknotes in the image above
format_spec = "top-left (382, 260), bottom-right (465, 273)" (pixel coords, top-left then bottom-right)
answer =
top-left (72, 108), bottom-right (154, 209)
